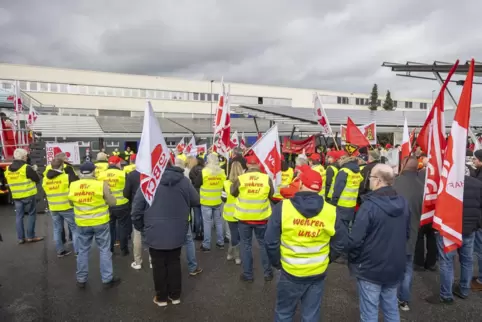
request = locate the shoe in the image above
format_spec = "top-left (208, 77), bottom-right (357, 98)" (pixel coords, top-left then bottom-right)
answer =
top-left (227, 245), bottom-right (234, 260)
top-left (471, 279), bottom-right (482, 291)
top-left (103, 277), bottom-right (121, 289)
top-left (189, 267), bottom-right (203, 276)
top-left (240, 274), bottom-right (254, 283)
top-left (224, 237), bottom-right (230, 244)
top-left (216, 243), bottom-right (225, 250)
top-left (425, 294), bottom-right (454, 305)
top-left (168, 296), bottom-right (181, 305)
top-left (76, 281), bottom-right (86, 289)
top-left (26, 237), bottom-right (44, 243)
top-left (425, 265), bottom-right (437, 272)
top-left (131, 262), bottom-right (142, 270)
top-left (200, 246), bottom-right (210, 252)
top-left (18, 239), bottom-right (25, 244)
top-left (398, 301), bottom-right (410, 311)
top-left (452, 284), bottom-right (468, 299)
top-left (115, 241), bottom-right (120, 246)
top-left (334, 257), bottom-right (347, 265)
top-left (153, 296), bottom-right (168, 307)
top-left (264, 273), bottom-right (274, 282)
top-left (194, 235), bottom-right (203, 241)
top-left (233, 245), bottom-right (241, 265)
top-left (121, 250), bottom-right (130, 257)
top-left (413, 265), bottom-right (426, 272)
top-left (57, 250), bottom-right (72, 258)
top-left (150, 263), bottom-right (153, 268)
top-left (235, 258), bottom-right (241, 265)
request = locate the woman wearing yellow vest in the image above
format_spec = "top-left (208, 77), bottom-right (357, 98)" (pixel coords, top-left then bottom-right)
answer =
top-left (221, 161), bottom-right (244, 264)
top-left (196, 154), bottom-right (226, 252)
top-left (265, 168), bottom-right (345, 321)
top-left (5, 148), bottom-right (43, 244)
top-left (43, 158), bottom-right (79, 257)
top-left (94, 152), bottom-right (109, 178)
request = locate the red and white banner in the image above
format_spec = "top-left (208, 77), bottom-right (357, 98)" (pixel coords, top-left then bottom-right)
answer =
top-left (340, 122), bottom-right (377, 145)
top-left (230, 130), bottom-right (239, 148)
top-left (28, 104), bottom-right (39, 125)
top-left (184, 136), bottom-right (196, 156)
top-left (251, 124), bottom-right (282, 189)
top-left (400, 118), bottom-right (410, 161)
top-left (282, 136), bottom-right (316, 154)
top-left (46, 142), bottom-right (81, 165)
top-left (136, 101), bottom-right (170, 206)
top-left (313, 93), bottom-right (333, 136)
top-left (176, 137), bottom-right (185, 154)
top-left (196, 144), bottom-right (207, 155)
top-left (240, 132), bottom-right (246, 150)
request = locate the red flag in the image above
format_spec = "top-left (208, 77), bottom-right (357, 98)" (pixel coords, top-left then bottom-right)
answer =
top-left (346, 117), bottom-right (370, 147)
top-left (400, 118), bottom-right (411, 161)
top-left (434, 59), bottom-right (474, 253)
top-left (240, 132), bottom-right (246, 150)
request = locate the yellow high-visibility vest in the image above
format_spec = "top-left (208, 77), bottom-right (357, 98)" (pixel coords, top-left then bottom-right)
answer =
top-left (337, 168), bottom-right (363, 208)
top-left (326, 165), bottom-right (339, 199)
top-left (280, 199), bottom-right (336, 277)
top-left (177, 154), bottom-right (187, 163)
top-left (43, 164), bottom-right (65, 177)
top-left (112, 151), bottom-right (120, 156)
top-left (273, 168), bottom-right (294, 199)
top-left (68, 179), bottom-right (110, 227)
top-left (123, 164), bottom-right (136, 174)
top-left (234, 172), bottom-right (271, 221)
top-left (5, 164), bottom-right (37, 199)
top-left (124, 150), bottom-right (133, 161)
top-left (222, 180), bottom-right (237, 222)
top-left (42, 173), bottom-right (72, 212)
top-left (94, 162), bottom-right (109, 179)
top-left (97, 168), bottom-right (128, 206)
top-left (200, 168), bottom-right (226, 206)
top-left (311, 164), bottom-right (326, 197)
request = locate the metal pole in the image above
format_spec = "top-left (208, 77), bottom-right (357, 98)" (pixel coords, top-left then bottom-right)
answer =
top-left (210, 80), bottom-right (214, 143)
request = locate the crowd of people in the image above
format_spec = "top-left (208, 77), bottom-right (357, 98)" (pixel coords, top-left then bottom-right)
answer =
top-left (3, 143), bottom-right (482, 321)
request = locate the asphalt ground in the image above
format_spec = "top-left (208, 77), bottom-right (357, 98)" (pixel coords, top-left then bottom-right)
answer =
top-left (1, 206), bottom-right (482, 322)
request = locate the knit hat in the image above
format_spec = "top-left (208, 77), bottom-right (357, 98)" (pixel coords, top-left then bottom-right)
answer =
top-left (299, 168), bottom-right (323, 192)
top-left (309, 153), bottom-right (321, 161)
top-left (474, 149), bottom-right (482, 161)
top-left (108, 156), bottom-right (122, 164)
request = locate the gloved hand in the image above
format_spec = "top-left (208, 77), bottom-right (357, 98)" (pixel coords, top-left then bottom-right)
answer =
top-left (32, 164), bottom-right (38, 172)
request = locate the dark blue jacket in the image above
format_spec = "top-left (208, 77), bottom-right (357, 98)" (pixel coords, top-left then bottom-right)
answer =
top-left (347, 186), bottom-right (410, 286)
top-left (332, 160), bottom-right (360, 206)
top-left (265, 191), bottom-right (346, 283)
top-left (131, 166), bottom-right (200, 250)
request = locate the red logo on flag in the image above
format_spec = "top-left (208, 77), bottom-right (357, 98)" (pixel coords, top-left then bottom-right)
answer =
top-left (264, 146), bottom-right (281, 175)
top-left (140, 144), bottom-right (169, 203)
top-left (52, 147), bottom-right (71, 158)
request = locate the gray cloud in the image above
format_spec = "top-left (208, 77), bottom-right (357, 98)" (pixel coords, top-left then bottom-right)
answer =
top-left (1, 0), bottom-right (481, 103)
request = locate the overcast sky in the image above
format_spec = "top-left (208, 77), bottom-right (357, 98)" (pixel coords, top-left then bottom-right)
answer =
top-left (1, 0), bottom-right (480, 103)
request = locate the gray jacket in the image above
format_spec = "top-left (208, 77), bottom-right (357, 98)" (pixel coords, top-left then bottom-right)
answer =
top-left (131, 166), bottom-right (200, 250)
top-left (393, 170), bottom-right (424, 255)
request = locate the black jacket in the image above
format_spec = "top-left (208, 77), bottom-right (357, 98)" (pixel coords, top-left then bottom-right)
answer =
top-left (462, 175), bottom-right (482, 235)
top-left (358, 161), bottom-right (380, 199)
top-left (45, 168), bottom-right (78, 185)
top-left (190, 165), bottom-right (204, 191)
top-left (63, 162), bottom-right (79, 181)
top-left (228, 156), bottom-right (247, 173)
top-left (124, 170), bottom-right (140, 204)
top-left (7, 160), bottom-right (40, 183)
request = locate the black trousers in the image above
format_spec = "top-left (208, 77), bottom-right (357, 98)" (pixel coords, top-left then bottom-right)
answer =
top-left (149, 247), bottom-right (182, 301)
top-left (109, 206), bottom-right (130, 253)
top-left (414, 224), bottom-right (438, 268)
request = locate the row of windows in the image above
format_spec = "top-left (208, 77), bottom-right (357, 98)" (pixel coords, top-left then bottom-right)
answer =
top-left (339, 96), bottom-right (426, 110)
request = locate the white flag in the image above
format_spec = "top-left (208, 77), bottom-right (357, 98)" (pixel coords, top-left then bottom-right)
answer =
top-left (184, 136), bottom-right (197, 156)
top-left (251, 124), bottom-right (282, 189)
top-left (313, 93), bottom-right (333, 136)
top-left (230, 130), bottom-right (239, 148)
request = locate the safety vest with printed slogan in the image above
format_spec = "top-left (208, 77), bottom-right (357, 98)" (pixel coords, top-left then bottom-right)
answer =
top-left (94, 162), bottom-right (109, 179)
top-left (273, 168), bottom-right (294, 200)
top-left (337, 168), bottom-right (363, 208)
top-left (5, 164), bottom-right (37, 199)
top-left (98, 169), bottom-right (128, 206)
top-left (42, 173), bottom-right (72, 211)
top-left (68, 179), bottom-right (110, 227)
top-left (234, 172), bottom-right (271, 221)
top-left (200, 168), bottom-right (226, 206)
top-left (222, 180), bottom-right (237, 222)
top-left (280, 200), bottom-right (336, 277)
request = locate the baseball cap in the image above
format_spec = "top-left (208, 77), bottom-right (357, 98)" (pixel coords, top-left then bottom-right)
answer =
top-left (309, 153), bottom-right (321, 161)
top-left (130, 153), bottom-right (137, 162)
top-left (108, 156), bottom-right (122, 164)
top-left (79, 162), bottom-right (96, 174)
top-left (299, 168), bottom-right (323, 192)
top-left (246, 155), bottom-right (258, 165)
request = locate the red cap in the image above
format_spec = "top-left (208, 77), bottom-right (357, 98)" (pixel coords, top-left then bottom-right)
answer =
top-left (108, 156), bottom-right (122, 164)
top-left (299, 168), bottom-right (323, 192)
top-left (327, 150), bottom-right (347, 161)
top-left (386, 144), bottom-right (392, 149)
top-left (309, 153), bottom-right (321, 161)
top-left (130, 153), bottom-right (136, 162)
top-left (246, 155), bottom-right (258, 165)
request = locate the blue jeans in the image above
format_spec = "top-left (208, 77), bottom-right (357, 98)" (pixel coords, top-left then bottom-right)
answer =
top-left (275, 272), bottom-right (325, 322)
top-left (14, 196), bottom-right (37, 240)
top-left (228, 221), bottom-right (240, 247)
top-left (474, 229), bottom-right (482, 282)
top-left (76, 223), bottom-right (113, 283)
top-left (397, 254), bottom-right (414, 302)
top-left (201, 205), bottom-right (223, 249)
top-left (437, 232), bottom-right (475, 299)
top-left (238, 222), bottom-right (272, 280)
top-left (357, 279), bottom-right (400, 322)
top-left (184, 225), bottom-right (198, 273)
top-left (51, 210), bottom-right (78, 254)
top-left (192, 207), bottom-right (203, 236)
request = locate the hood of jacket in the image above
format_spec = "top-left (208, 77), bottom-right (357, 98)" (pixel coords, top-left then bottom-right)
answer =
top-left (362, 186), bottom-right (406, 218)
top-left (160, 166), bottom-right (185, 186)
top-left (46, 169), bottom-right (64, 180)
top-left (291, 191), bottom-right (324, 218)
top-left (339, 157), bottom-right (360, 173)
top-left (8, 159), bottom-right (27, 172)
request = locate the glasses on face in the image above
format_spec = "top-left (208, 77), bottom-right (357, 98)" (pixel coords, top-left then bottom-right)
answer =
top-left (369, 175), bottom-right (379, 180)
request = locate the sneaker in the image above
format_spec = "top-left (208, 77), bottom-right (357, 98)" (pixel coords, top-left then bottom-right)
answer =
top-left (150, 263), bottom-right (153, 269)
top-left (425, 294), bottom-right (454, 305)
top-left (76, 281), bottom-right (86, 289)
top-left (18, 239), bottom-right (25, 244)
top-left (240, 274), bottom-right (254, 283)
top-left (121, 250), bottom-right (130, 257)
top-left (471, 278), bottom-right (482, 291)
top-left (200, 246), bottom-right (210, 252)
top-left (224, 237), bottom-right (230, 244)
top-left (131, 262), bottom-right (142, 270)
top-left (189, 267), bottom-right (203, 276)
top-left (453, 284), bottom-right (468, 299)
top-left (115, 240), bottom-right (120, 246)
top-left (57, 250), bottom-right (72, 258)
top-left (398, 301), bottom-right (410, 311)
top-left (168, 296), bottom-right (181, 305)
top-left (216, 243), bottom-right (225, 250)
top-left (235, 258), bottom-right (241, 265)
top-left (425, 265), bottom-right (437, 272)
top-left (264, 273), bottom-right (274, 282)
top-left (103, 277), bottom-right (121, 289)
top-left (26, 237), bottom-right (44, 243)
top-left (227, 254), bottom-right (234, 260)
top-left (153, 296), bottom-right (168, 307)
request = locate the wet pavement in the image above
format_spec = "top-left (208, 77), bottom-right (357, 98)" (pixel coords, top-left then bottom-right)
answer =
top-left (1, 207), bottom-right (482, 321)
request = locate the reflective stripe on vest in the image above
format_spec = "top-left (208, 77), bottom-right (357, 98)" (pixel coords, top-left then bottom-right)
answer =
top-left (234, 172), bottom-right (271, 221)
top-left (222, 180), bottom-right (237, 222)
top-left (42, 172), bottom-right (72, 211)
top-left (326, 166), bottom-right (339, 199)
top-left (5, 164), bottom-right (38, 199)
top-left (98, 168), bottom-right (128, 206)
top-left (280, 199), bottom-right (336, 277)
top-left (200, 168), bottom-right (225, 206)
top-left (94, 162), bottom-right (109, 179)
top-left (68, 179), bottom-right (110, 227)
top-left (273, 168), bottom-right (294, 199)
top-left (337, 168), bottom-right (363, 208)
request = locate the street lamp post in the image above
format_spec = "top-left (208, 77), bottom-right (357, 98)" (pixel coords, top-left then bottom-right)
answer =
top-left (210, 80), bottom-right (214, 143)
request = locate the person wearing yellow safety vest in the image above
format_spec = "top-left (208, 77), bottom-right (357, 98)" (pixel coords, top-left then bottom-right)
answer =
top-left (221, 161), bottom-right (245, 264)
top-left (324, 151), bottom-right (346, 201)
top-left (123, 146), bottom-right (134, 162)
top-left (123, 154), bottom-right (137, 174)
top-left (272, 156), bottom-right (294, 203)
top-left (112, 148), bottom-right (120, 156)
top-left (195, 154), bottom-right (227, 252)
top-left (265, 168), bottom-right (345, 321)
top-left (68, 162), bottom-right (120, 289)
top-left (231, 158), bottom-right (275, 282)
top-left (6, 148), bottom-right (43, 244)
top-left (43, 158), bottom-right (79, 257)
top-left (97, 156), bottom-right (131, 256)
top-left (94, 152), bottom-right (109, 178)
top-left (308, 153), bottom-right (326, 198)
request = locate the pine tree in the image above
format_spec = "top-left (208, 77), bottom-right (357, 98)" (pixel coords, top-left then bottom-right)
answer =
top-left (382, 90), bottom-right (394, 111)
top-left (369, 84), bottom-right (378, 111)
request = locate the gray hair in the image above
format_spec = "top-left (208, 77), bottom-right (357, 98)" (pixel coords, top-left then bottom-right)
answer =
top-left (97, 152), bottom-right (108, 161)
top-left (372, 163), bottom-right (395, 186)
top-left (13, 148), bottom-right (28, 160)
top-left (174, 157), bottom-right (185, 168)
